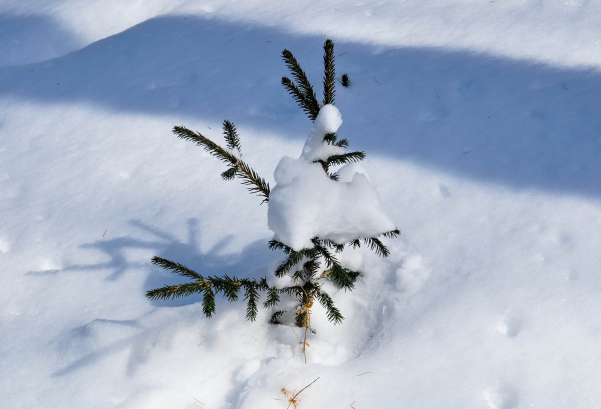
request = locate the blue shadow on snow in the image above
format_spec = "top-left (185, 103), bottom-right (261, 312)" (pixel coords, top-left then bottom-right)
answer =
top-left (0, 15), bottom-right (600, 198)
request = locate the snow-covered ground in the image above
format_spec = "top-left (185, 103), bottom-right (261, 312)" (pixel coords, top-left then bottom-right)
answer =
top-left (2, 1), bottom-right (601, 408)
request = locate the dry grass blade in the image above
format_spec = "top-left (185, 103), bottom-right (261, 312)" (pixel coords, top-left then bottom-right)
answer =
top-left (286, 377), bottom-right (320, 409)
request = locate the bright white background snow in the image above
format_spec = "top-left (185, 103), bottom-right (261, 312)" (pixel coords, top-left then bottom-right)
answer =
top-left (1, 1), bottom-right (601, 408)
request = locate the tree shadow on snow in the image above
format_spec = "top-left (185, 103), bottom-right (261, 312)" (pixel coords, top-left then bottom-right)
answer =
top-left (36, 217), bottom-right (279, 377)
top-left (28, 217), bottom-right (279, 314)
top-left (0, 13), bottom-right (82, 67)
top-left (1, 15), bottom-right (600, 197)
top-left (28, 218), bottom-right (278, 305)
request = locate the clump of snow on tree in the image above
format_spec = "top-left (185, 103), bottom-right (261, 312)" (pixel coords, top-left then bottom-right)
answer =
top-left (299, 104), bottom-right (345, 161)
top-left (336, 162), bottom-right (371, 183)
top-left (268, 105), bottom-right (395, 250)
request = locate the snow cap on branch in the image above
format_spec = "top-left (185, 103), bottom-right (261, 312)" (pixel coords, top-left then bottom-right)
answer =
top-left (300, 104), bottom-right (345, 162)
top-left (336, 162), bottom-right (371, 183)
top-left (268, 157), bottom-right (395, 250)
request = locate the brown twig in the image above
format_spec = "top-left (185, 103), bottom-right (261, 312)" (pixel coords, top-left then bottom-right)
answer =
top-left (357, 372), bottom-right (371, 376)
top-left (103, 229), bottom-right (108, 237)
top-left (296, 286), bottom-right (314, 363)
top-left (194, 398), bottom-right (205, 406)
top-left (351, 401), bottom-right (358, 409)
top-left (286, 377), bottom-right (320, 409)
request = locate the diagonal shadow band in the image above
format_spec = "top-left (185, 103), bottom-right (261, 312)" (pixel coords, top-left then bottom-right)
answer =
top-left (0, 15), bottom-right (600, 199)
top-left (0, 13), bottom-right (83, 68)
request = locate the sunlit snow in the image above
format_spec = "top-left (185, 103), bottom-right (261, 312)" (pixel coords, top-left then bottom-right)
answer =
top-left (2, 1), bottom-right (601, 409)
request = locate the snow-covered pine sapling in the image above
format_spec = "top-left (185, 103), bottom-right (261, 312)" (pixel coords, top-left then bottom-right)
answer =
top-left (147, 39), bottom-right (400, 362)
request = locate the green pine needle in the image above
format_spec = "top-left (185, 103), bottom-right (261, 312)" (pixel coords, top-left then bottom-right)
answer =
top-left (281, 77), bottom-right (318, 121)
top-left (322, 239), bottom-right (345, 253)
top-left (151, 256), bottom-right (203, 280)
top-left (222, 120), bottom-right (242, 152)
top-left (236, 160), bottom-right (271, 203)
top-left (172, 126), bottom-right (270, 202)
top-left (311, 238), bottom-right (338, 268)
top-left (322, 39), bottom-right (336, 105)
top-left (380, 228), bottom-right (401, 239)
top-left (221, 167), bottom-right (237, 180)
top-left (268, 239), bottom-right (293, 254)
top-left (263, 287), bottom-right (281, 308)
top-left (281, 49), bottom-right (320, 121)
top-left (317, 290), bottom-right (344, 324)
top-left (244, 284), bottom-right (260, 321)
top-left (302, 259), bottom-right (320, 280)
top-left (146, 282), bottom-right (205, 301)
top-left (295, 309), bottom-right (308, 328)
top-left (327, 265), bottom-right (359, 290)
top-left (269, 311), bottom-right (285, 325)
top-left (334, 138), bottom-right (348, 148)
top-left (323, 132), bottom-right (337, 144)
top-left (363, 237), bottom-right (390, 257)
top-left (202, 288), bottom-right (216, 317)
top-left (173, 126), bottom-right (238, 165)
top-left (349, 239), bottom-right (361, 249)
top-left (211, 274), bottom-right (242, 301)
top-left (274, 248), bottom-right (319, 277)
top-left (326, 151), bottom-right (366, 167)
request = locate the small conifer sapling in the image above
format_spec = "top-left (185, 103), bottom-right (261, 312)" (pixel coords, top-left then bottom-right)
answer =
top-left (147, 39), bottom-right (400, 362)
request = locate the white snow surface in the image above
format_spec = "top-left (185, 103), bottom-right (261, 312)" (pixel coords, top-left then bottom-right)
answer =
top-left (2, 1), bottom-right (601, 408)
top-left (268, 156), bottom-right (395, 249)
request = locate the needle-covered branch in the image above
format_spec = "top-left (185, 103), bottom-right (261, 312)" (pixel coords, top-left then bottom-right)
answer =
top-left (325, 151), bottom-right (366, 167)
top-left (282, 77), bottom-right (318, 121)
top-left (222, 120), bottom-right (242, 152)
top-left (322, 39), bottom-right (336, 105)
top-left (363, 237), bottom-right (390, 257)
top-left (316, 290), bottom-right (344, 324)
top-left (269, 310), bottom-right (285, 325)
top-left (147, 257), bottom-right (269, 321)
top-left (172, 124), bottom-right (270, 203)
top-left (282, 49), bottom-right (321, 121)
top-left (321, 264), bottom-right (360, 290)
top-left (274, 247), bottom-right (320, 277)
